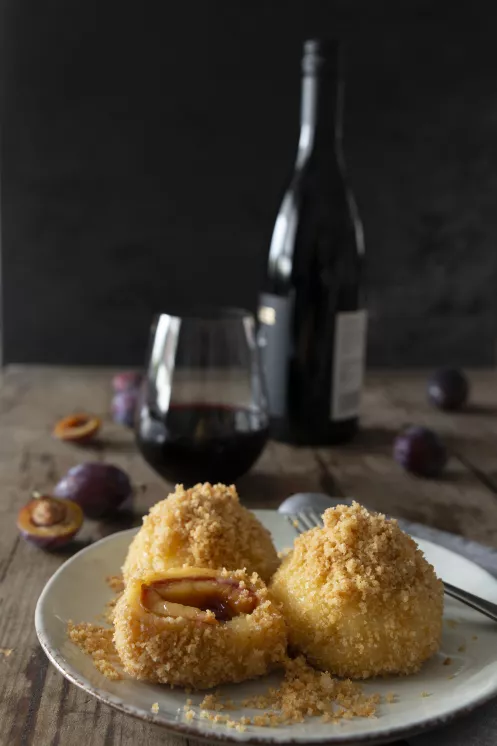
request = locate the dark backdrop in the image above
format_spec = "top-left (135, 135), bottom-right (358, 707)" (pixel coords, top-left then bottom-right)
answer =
top-left (1, 1), bottom-right (496, 366)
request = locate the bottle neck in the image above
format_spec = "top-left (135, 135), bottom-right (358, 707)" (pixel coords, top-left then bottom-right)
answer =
top-left (297, 73), bottom-right (343, 166)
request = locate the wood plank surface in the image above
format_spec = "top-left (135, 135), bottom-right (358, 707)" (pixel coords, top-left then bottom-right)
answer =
top-left (0, 365), bottom-right (496, 746)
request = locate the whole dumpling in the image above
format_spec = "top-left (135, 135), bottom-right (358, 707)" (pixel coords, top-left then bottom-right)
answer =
top-left (270, 501), bottom-right (443, 679)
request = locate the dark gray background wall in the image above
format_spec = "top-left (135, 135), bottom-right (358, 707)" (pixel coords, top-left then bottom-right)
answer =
top-left (1, 1), bottom-right (496, 366)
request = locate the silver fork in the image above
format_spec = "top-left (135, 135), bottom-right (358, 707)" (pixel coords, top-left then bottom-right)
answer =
top-left (287, 510), bottom-right (497, 623)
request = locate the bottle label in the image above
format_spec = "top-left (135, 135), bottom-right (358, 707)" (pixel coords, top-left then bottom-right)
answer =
top-left (331, 310), bottom-right (367, 421)
top-left (258, 293), bottom-right (293, 418)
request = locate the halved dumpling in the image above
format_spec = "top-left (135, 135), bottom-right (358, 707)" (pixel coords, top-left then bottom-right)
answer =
top-left (113, 567), bottom-right (287, 689)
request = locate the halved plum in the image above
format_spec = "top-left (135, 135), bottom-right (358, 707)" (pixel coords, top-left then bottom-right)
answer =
top-left (17, 495), bottom-right (83, 549)
top-left (53, 414), bottom-right (101, 444)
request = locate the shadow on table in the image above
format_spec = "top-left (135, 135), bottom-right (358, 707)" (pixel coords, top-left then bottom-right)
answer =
top-left (76, 437), bottom-right (137, 454)
top-left (344, 425), bottom-right (399, 453)
top-left (459, 403), bottom-right (497, 417)
top-left (237, 471), bottom-right (327, 506)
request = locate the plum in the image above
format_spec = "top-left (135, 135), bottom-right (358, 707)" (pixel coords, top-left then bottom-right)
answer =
top-left (393, 426), bottom-right (447, 478)
top-left (53, 414), bottom-right (101, 444)
top-left (428, 368), bottom-right (469, 411)
top-left (53, 462), bottom-right (132, 519)
top-left (17, 495), bottom-right (83, 549)
top-left (112, 390), bottom-right (138, 428)
top-left (112, 371), bottom-right (143, 393)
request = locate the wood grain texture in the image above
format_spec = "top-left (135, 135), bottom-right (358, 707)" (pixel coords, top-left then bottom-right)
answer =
top-left (1, 366), bottom-right (497, 745)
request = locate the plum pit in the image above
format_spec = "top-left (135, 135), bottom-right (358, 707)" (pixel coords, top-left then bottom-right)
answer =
top-left (17, 496), bottom-right (83, 549)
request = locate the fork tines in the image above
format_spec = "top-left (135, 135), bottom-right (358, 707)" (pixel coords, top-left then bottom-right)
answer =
top-left (286, 510), bottom-right (324, 535)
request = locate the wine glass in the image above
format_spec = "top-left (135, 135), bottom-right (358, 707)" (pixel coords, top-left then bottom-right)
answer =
top-left (135, 308), bottom-right (269, 486)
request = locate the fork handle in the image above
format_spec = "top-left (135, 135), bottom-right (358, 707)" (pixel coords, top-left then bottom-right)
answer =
top-left (444, 582), bottom-right (497, 622)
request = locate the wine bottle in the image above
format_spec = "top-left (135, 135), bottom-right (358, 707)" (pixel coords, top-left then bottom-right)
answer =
top-left (258, 39), bottom-right (366, 445)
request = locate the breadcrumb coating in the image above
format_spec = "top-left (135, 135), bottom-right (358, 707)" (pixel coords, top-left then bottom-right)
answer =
top-left (113, 567), bottom-right (287, 689)
top-left (270, 502), bottom-right (443, 679)
top-left (122, 483), bottom-right (279, 583)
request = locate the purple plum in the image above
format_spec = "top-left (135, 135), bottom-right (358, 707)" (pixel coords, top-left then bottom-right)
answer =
top-left (53, 463), bottom-right (132, 519)
top-left (394, 426), bottom-right (447, 478)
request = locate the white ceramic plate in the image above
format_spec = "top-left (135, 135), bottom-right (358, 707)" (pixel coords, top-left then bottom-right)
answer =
top-left (35, 510), bottom-right (497, 745)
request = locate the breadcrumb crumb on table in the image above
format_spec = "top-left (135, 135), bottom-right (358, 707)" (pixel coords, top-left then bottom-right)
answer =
top-left (0, 648), bottom-right (13, 658)
top-left (151, 703), bottom-right (159, 713)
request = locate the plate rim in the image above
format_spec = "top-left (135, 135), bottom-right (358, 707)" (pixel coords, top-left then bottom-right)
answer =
top-left (35, 516), bottom-right (497, 746)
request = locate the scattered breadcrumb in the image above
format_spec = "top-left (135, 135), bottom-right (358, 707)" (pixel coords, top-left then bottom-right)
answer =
top-left (443, 657), bottom-right (452, 666)
top-left (0, 648), bottom-right (13, 658)
top-left (185, 709), bottom-right (195, 722)
top-left (103, 596), bottom-right (120, 625)
top-left (200, 693), bottom-right (223, 711)
top-left (103, 574), bottom-right (125, 624)
top-left (385, 692), bottom-right (396, 703)
top-left (446, 619), bottom-right (459, 629)
top-left (67, 621), bottom-right (123, 680)
top-left (200, 693), bottom-right (235, 711)
top-left (198, 656), bottom-right (379, 728)
top-left (448, 674), bottom-right (456, 680)
top-left (151, 702), bottom-right (159, 713)
top-left (421, 691), bottom-right (431, 698)
top-left (106, 574), bottom-right (125, 593)
top-left (472, 635), bottom-right (478, 641)
top-left (458, 644), bottom-right (466, 653)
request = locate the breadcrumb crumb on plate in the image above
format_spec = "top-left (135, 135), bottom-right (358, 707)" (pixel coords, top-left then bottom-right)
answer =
top-left (36, 510), bottom-right (497, 744)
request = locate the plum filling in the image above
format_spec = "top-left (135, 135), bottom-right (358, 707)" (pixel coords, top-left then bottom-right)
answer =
top-left (141, 576), bottom-right (258, 624)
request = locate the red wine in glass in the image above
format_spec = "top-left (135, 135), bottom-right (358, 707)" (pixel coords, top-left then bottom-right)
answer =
top-left (136, 309), bottom-right (269, 486)
top-left (137, 402), bottom-right (269, 485)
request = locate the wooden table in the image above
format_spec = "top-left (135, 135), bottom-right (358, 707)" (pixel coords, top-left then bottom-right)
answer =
top-left (1, 366), bottom-right (497, 746)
